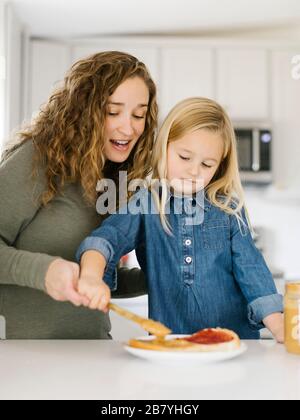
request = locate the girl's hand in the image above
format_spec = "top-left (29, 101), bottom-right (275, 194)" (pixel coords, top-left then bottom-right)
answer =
top-left (45, 259), bottom-right (89, 307)
top-left (78, 275), bottom-right (111, 312)
top-left (271, 321), bottom-right (284, 344)
top-left (263, 313), bottom-right (284, 344)
top-left (273, 327), bottom-right (284, 344)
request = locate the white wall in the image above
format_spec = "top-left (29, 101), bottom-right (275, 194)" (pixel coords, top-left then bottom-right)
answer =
top-left (5, 3), bottom-right (24, 140)
top-left (0, 2), bottom-right (24, 154)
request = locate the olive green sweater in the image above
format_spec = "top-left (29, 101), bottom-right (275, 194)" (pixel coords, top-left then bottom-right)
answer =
top-left (0, 141), bottom-right (146, 339)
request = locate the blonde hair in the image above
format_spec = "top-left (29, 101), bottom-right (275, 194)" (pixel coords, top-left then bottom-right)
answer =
top-left (3, 51), bottom-right (158, 206)
top-left (151, 97), bottom-right (251, 234)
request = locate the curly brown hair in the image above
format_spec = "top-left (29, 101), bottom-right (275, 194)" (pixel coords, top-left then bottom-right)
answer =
top-left (5, 51), bottom-right (158, 206)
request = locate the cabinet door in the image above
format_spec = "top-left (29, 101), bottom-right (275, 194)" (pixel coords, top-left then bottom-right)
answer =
top-left (160, 47), bottom-right (214, 119)
top-left (71, 45), bottom-right (159, 85)
top-left (272, 50), bottom-right (300, 189)
top-left (28, 41), bottom-right (71, 118)
top-left (216, 49), bottom-right (269, 121)
top-left (4, 3), bottom-right (23, 137)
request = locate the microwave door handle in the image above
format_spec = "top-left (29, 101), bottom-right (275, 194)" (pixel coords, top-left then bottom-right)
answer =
top-left (252, 130), bottom-right (260, 172)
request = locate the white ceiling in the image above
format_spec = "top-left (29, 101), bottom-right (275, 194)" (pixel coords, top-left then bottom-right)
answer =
top-left (10, 0), bottom-right (300, 39)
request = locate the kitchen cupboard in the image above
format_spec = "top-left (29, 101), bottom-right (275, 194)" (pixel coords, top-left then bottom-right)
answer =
top-left (160, 47), bottom-right (215, 118)
top-left (28, 41), bottom-right (161, 118)
top-left (26, 37), bottom-right (300, 193)
top-left (28, 41), bottom-right (70, 119)
top-left (4, 3), bottom-right (24, 136)
top-left (216, 48), bottom-right (269, 121)
top-left (71, 44), bottom-right (160, 83)
top-left (27, 40), bottom-right (271, 124)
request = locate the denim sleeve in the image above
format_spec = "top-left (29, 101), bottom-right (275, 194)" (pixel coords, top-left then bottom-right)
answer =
top-left (248, 294), bottom-right (283, 330)
top-left (230, 208), bottom-right (283, 330)
top-left (76, 189), bottom-right (147, 291)
top-left (76, 237), bottom-right (118, 290)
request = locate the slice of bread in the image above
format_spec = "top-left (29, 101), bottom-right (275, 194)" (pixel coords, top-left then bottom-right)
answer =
top-left (128, 328), bottom-right (241, 352)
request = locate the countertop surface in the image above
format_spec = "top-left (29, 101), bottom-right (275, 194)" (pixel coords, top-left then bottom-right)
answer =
top-left (0, 339), bottom-right (300, 400)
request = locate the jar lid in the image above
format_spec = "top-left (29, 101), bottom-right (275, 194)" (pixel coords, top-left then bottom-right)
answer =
top-left (286, 283), bottom-right (300, 294)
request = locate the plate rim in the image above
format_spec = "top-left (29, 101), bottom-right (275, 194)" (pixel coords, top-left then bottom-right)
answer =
top-left (123, 334), bottom-right (248, 358)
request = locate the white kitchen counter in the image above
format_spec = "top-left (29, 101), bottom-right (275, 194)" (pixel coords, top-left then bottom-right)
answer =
top-left (0, 340), bottom-right (299, 400)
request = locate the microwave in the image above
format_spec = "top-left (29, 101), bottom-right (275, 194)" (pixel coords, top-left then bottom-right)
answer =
top-left (234, 125), bottom-right (272, 184)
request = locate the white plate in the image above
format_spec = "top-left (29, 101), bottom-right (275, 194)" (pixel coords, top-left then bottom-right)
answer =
top-left (124, 335), bottom-right (248, 365)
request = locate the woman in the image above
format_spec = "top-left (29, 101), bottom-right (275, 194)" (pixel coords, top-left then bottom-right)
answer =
top-left (0, 51), bottom-right (158, 339)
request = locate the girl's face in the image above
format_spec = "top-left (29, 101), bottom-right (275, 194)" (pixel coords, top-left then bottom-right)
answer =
top-left (103, 77), bottom-right (150, 163)
top-left (167, 129), bottom-right (224, 195)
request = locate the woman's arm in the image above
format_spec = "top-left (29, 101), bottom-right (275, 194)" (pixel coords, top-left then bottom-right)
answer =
top-left (0, 142), bottom-right (56, 290)
top-left (0, 142), bottom-right (87, 306)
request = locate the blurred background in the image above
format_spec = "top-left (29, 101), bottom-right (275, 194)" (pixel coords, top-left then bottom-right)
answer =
top-left (0, 0), bottom-right (300, 338)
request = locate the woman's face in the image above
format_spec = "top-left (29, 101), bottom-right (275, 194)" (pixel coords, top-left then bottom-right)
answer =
top-left (103, 77), bottom-right (150, 163)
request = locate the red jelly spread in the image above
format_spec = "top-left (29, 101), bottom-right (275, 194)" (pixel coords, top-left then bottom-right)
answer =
top-left (185, 329), bottom-right (233, 345)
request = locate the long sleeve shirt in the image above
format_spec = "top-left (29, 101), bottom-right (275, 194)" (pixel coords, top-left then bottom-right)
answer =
top-left (0, 141), bottom-right (146, 339)
top-left (77, 188), bottom-right (283, 339)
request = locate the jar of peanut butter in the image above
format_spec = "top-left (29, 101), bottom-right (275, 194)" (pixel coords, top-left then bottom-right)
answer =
top-left (285, 283), bottom-right (300, 355)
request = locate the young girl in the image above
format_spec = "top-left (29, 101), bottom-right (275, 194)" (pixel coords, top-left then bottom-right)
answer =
top-left (76, 98), bottom-right (284, 341)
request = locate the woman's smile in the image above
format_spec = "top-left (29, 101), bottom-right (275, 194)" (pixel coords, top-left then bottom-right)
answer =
top-left (109, 139), bottom-right (132, 153)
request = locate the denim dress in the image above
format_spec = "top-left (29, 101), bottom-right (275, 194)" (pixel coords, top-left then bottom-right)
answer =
top-left (76, 188), bottom-right (283, 339)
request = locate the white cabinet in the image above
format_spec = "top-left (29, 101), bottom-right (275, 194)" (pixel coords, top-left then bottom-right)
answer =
top-left (71, 44), bottom-right (160, 86)
top-left (26, 39), bottom-right (300, 193)
top-left (4, 3), bottom-right (23, 136)
top-left (216, 48), bottom-right (269, 121)
top-left (28, 41), bottom-right (71, 118)
top-left (27, 40), bottom-right (273, 128)
top-left (271, 50), bottom-right (300, 189)
top-left (160, 47), bottom-right (215, 119)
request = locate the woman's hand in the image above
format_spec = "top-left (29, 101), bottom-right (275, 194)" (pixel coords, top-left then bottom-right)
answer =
top-left (45, 259), bottom-right (89, 307)
top-left (78, 275), bottom-right (111, 313)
